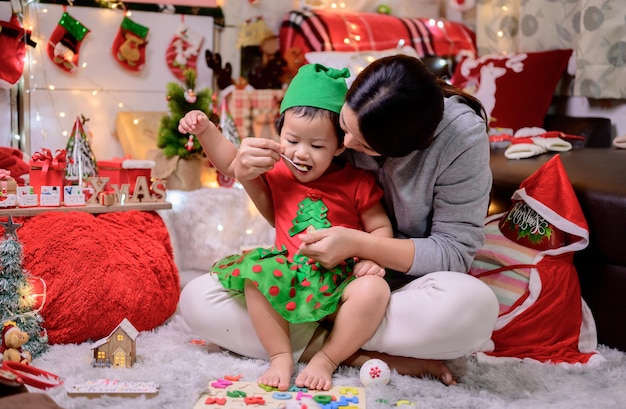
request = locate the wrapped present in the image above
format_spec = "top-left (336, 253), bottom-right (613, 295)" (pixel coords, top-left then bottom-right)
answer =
top-left (0, 169), bottom-right (17, 194)
top-left (98, 190), bottom-right (116, 206)
top-left (30, 148), bottom-right (67, 203)
top-left (0, 169), bottom-right (18, 207)
top-left (63, 185), bottom-right (86, 207)
top-left (228, 89), bottom-right (285, 139)
top-left (16, 186), bottom-right (38, 207)
top-left (40, 186), bottom-right (61, 207)
top-left (97, 158), bottom-right (154, 194)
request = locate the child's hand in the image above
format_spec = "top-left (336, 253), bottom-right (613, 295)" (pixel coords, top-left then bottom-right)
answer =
top-left (178, 110), bottom-right (213, 135)
top-left (353, 259), bottom-right (385, 277)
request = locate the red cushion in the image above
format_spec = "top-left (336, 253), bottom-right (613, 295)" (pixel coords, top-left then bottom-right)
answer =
top-left (19, 211), bottom-right (179, 344)
top-left (450, 49), bottom-right (572, 131)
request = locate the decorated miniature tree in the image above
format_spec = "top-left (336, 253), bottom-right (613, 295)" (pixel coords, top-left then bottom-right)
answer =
top-left (157, 69), bottom-right (218, 159)
top-left (0, 216), bottom-right (48, 358)
top-left (66, 115), bottom-right (98, 184)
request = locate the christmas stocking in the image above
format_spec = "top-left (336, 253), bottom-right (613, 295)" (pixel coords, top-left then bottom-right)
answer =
top-left (112, 16), bottom-right (149, 72)
top-left (165, 22), bottom-right (204, 82)
top-left (46, 12), bottom-right (90, 74)
top-left (0, 14), bottom-right (36, 88)
top-left (504, 128), bottom-right (573, 160)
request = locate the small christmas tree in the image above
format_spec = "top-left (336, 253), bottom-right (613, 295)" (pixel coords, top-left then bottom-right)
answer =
top-left (157, 69), bottom-right (218, 159)
top-left (0, 215), bottom-right (48, 358)
top-left (66, 115), bottom-right (98, 184)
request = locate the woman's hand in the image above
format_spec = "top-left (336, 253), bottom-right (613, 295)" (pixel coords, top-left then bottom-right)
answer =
top-left (298, 226), bottom-right (359, 269)
top-left (234, 137), bottom-right (283, 181)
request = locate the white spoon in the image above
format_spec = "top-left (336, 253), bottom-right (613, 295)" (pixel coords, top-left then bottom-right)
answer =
top-left (280, 154), bottom-right (309, 172)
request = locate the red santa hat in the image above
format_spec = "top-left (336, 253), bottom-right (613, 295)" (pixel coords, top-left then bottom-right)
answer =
top-left (511, 154), bottom-right (589, 254)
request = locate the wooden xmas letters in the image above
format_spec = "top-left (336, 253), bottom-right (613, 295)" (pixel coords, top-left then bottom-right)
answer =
top-left (87, 176), bottom-right (166, 205)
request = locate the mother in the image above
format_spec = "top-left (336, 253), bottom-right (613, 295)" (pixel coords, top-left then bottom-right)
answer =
top-left (179, 55), bottom-right (499, 385)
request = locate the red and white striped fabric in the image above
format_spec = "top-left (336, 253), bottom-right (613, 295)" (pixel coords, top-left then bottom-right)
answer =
top-left (279, 10), bottom-right (476, 60)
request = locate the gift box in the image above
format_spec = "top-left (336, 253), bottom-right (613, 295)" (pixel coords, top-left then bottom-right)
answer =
top-left (97, 158), bottom-right (154, 193)
top-left (63, 185), bottom-right (86, 207)
top-left (40, 186), bottom-right (61, 207)
top-left (30, 148), bottom-right (67, 203)
top-left (0, 170), bottom-right (17, 208)
top-left (99, 190), bottom-right (116, 206)
top-left (0, 169), bottom-right (17, 193)
top-left (16, 186), bottom-right (38, 207)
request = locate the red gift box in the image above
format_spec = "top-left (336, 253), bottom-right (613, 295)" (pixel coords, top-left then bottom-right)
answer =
top-left (29, 148), bottom-right (67, 203)
top-left (97, 158), bottom-right (154, 194)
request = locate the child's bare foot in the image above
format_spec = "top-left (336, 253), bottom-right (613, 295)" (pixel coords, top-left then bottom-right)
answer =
top-left (259, 352), bottom-right (294, 391)
top-left (295, 351), bottom-right (337, 391)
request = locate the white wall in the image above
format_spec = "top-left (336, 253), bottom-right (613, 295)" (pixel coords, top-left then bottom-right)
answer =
top-left (23, 3), bottom-right (215, 160)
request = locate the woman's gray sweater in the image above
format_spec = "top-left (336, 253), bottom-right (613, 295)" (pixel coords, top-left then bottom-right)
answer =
top-left (346, 95), bottom-right (492, 277)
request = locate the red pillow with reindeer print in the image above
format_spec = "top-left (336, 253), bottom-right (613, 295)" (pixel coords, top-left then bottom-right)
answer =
top-left (450, 49), bottom-right (572, 131)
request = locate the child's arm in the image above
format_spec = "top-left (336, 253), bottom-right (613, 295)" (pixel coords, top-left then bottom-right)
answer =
top-left (178, 111), bottom-right (276, 224)
top-left (360, 202), bottom-right (393, 239)
top-left (236, 139), bottom-right (276, 225)
top-left (178, 110), bottom-right (237, 177)
top-left (353, 202), bottom-right (393, 277)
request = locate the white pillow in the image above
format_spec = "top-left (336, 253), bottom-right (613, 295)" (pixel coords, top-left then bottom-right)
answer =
top-left (305, 46), bottom-right (420, 86)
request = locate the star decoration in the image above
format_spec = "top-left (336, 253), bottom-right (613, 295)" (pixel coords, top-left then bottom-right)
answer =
top-left (1, 214), bottom-right (22, 239)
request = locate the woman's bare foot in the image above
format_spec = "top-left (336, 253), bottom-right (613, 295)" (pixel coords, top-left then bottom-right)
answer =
top-left (295, 351), bottom-right (338, 391)
top-left (383, 355), bottom-right (457, 386)
top-left (259, 352), bottom-right (294, 391)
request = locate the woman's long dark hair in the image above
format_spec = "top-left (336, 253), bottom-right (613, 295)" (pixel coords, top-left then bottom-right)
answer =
top-left (345, 54), bottom-right (487, 157)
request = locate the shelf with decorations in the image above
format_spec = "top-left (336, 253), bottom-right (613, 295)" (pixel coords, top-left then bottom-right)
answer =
top-left (0, 172), bottom-right (172, 217)
top-left (0, 201), bottom-right (172, 218)
top-left (0, 115), bottom-right (172, 217)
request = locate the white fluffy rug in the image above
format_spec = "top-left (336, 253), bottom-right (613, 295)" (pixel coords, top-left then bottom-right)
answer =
top-left (29, 313), bottom-right (626, 409)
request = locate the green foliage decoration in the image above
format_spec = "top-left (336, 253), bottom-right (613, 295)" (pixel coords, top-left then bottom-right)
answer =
top-left (157, 70), bottom-right (217, 159)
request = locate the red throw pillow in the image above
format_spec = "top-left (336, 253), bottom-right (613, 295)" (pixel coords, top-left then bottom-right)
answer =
top-left (19, 211), bottom-right (179, 344)
top-left (450, 49), bottom-right (572, 131)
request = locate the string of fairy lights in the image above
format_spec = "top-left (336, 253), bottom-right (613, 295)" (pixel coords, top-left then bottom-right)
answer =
top-left (22, 0), bottom-right (144, 146)
top-left (13, 0), bottom-right (475, 151)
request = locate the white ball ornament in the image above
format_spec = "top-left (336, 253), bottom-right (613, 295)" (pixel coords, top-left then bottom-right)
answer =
top-left (359, 358), bottom-right (391, 386)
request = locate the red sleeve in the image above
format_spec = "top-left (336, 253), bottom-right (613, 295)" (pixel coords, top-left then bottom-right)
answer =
top-left (353, 169), bottom-right (384, 214)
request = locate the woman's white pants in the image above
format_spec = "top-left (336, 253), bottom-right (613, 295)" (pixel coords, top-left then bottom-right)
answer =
top-left (178, 271), bottom-right (498, 361)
